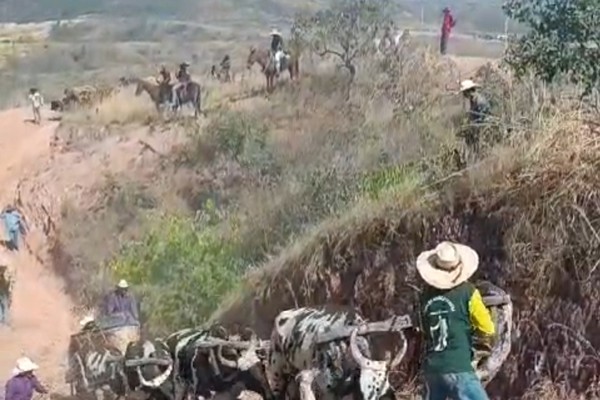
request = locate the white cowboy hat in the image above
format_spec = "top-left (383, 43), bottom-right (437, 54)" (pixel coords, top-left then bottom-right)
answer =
top-left (14, 357), bottom-right (39, 374)
top-left (459, 79), bottom-right (480, 92)
top-left (79, 315), bottom-right (95, 326)
top-left (117, 279), bottom-right (129, 289)
top-left (416, 241), bottom-right (479, 290)
top-left (270, 28), bottom-right (281, 36)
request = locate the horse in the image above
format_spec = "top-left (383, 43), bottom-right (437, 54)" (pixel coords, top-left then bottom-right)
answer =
top-left (134, 77), bottom-right (203, 118)
top-left (133, 78), bottom-right (170, 112)
top-left (211, 65), bottom-right (232, 83)
top-left (172, 80), bottom-right (203, 118)
top-left (246, 47), bottom-right (299, 93)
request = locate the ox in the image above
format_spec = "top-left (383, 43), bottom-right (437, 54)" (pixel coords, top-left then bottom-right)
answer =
top-left (124, 338), bottom-right (176, 400)
top-left (67, 339), bottom-right (126, 400)
top-left (267, 307), bottom-right (407, 400)
top-left (67, 338), bottom-right (175, 400)
top-left (165, 326), bottom-right (272, 400)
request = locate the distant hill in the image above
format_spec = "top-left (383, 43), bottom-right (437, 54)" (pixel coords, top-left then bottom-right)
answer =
top-left (0, 0), bottom-right (511, 35)
top-left (0, 0), bottom-right (326, 23)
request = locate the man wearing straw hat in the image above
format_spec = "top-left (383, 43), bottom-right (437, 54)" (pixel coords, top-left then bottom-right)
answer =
top-left (459, 79), bottom-right (490, 125)
top-left (458, 79), bottom-right (490, 155)
top-left (102, 279), bottom-right (139, 325)
top-left (4, 357), bottom-right (48, 400)
top-left (416, 241), bottom-right (495, 399)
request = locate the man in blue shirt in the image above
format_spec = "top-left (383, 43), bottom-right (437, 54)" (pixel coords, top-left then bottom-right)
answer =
top-left (1, 206), bottom-right (27, 251)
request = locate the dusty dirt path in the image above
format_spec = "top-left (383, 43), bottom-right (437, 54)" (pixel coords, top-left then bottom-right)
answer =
top-left (0, 108), bottom-right (77, 393)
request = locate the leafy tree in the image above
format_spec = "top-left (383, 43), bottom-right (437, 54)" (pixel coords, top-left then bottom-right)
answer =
top-left (294, 0), bottom-right (391, 80)
top-left (109, 211), bottom-right (243, 334)
top-left (503, 0), bottom-right (600, 95)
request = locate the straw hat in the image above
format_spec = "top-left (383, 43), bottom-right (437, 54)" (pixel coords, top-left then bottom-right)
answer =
top-left (416, 241), bottom-right (479, 290)
top-left (79, 315), bottom-right (95, 327)
top-left (14, 357), bottom-right (39, 374)
top-left (459, 79), bottom-right (480, 93)
top-left (117, 279), bottom-right (129, 289)
top-left (270, 28), bottom-right (281, 36)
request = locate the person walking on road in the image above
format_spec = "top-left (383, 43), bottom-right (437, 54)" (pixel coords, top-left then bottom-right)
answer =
top-left (28, 88), bottom-right (44, 125)
top-left (0, 206), bottom-right (27, 252)
top-left (416, 241), bottom-right (495, 400)
top-left (4, 357), bottom-right (48, 400)
top-left (0, 264), bottom-right (12, 325)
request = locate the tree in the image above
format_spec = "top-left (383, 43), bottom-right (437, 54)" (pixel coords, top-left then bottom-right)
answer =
top-left (503, 0), bottom-right (600, 95)
top-left (294, 0), bottom-right (391, 80)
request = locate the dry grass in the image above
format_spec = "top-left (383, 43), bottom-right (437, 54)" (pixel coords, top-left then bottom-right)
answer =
top-left (65, 87), bottom-right (156, 126)
top-left (34, 22), bottom-right (599, 398)
top-left (211, 65), bottom-right (600, 398)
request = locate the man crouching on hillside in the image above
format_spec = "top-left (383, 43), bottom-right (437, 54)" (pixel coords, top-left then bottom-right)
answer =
top-left (416, 241), bottom-right (495, 400)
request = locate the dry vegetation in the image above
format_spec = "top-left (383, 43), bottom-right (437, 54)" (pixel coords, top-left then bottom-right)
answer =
top-left (42, 32), bottom-right (600, 398)
top-left (2, 3), bottom-right (590, 398)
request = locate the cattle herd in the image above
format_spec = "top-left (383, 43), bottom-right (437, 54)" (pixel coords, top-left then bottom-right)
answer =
top-left (69, 292), bottom-right (512, 400)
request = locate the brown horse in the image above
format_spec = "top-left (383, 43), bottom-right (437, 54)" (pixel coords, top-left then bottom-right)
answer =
top-left (134, 78), bottom-right (169, 111)
top-left (246, 47), bottom-right (299, 93)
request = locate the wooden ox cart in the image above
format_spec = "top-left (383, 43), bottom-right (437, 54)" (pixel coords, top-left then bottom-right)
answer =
top-left (65, 315), bottom-right (141, 398)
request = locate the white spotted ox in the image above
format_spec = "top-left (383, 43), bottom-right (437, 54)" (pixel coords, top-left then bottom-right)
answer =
top-left (267, 306), bottom-right (407, 400)
top-left (66, 338), bottom-right (174, 400)
top-left (165, 326), bottom-right (272, 400)
top-left (123, 338), bottom-right (175, 400)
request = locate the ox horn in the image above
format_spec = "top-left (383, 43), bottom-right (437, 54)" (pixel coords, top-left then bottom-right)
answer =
top-left (389, 330), bottom-right (408, 368)
top-left (216, 345), bottom-right (238, 369)
top-left (349, 327), bottom-right (371, 370)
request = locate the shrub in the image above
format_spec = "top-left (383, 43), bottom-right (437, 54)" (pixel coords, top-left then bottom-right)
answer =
top-left (503, 0), bottom-right (600, 96)
top-left (109, 212), bottom-right (243, 334)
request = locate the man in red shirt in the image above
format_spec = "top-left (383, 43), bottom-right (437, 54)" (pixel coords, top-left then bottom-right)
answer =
top-left (440, 7), bottom-right (456, 55)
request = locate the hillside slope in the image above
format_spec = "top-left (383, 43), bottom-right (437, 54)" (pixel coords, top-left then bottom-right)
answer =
top-left (0, 108), bottom-right (76, 391)
top-left (213, 110), bottom-right (600, 399)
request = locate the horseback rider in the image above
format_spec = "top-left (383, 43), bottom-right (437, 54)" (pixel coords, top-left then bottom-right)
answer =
top-left (172, 62), bottom-right (191, 107)
top-left (270, 28), bottom-right (285, 75)
top-left (220, 54), bottom-right (231, 71)
top-left (220, 54), bottom-right (231, 81)
top-left (158, 65), bottom-right (171, 86)
top-left (102, 279), bottom-right (139, 326)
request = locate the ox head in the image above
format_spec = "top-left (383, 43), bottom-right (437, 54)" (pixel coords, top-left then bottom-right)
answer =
top-left (129, 340), bottom-right (174, 390)
top-left (216, 333), bottom-right (272, 399)
top-left (349, 328), bottom-right (407, 400)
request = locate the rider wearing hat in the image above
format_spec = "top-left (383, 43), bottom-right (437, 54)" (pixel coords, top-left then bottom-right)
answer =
top-left (416, 241), bottom-right (495, 399)
top-left (172, 62), bottom-right (191, 108)
top-left (4, 357), bottom-right (48, 400)
top-left (102, 279), bottom-right (139, 325)
top-left (270, 28), bottom-right (285, 75)
top-left (158, 65), bottom-right (171, 85)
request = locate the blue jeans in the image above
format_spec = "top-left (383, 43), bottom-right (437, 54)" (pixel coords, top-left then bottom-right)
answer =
top-left (0, 294), bottom-right (8, 325)
top-left (7, 229), bottom-right (19, 251)
top-left (425, 372), bottom-right (489, 400)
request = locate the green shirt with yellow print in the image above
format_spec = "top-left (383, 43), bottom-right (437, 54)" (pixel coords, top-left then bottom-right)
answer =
top-left (419, 281), bottom-right (495, 374)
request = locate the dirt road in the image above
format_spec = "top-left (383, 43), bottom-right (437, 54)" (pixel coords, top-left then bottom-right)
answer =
top-left (0, 108), bottom-right (76, 393)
